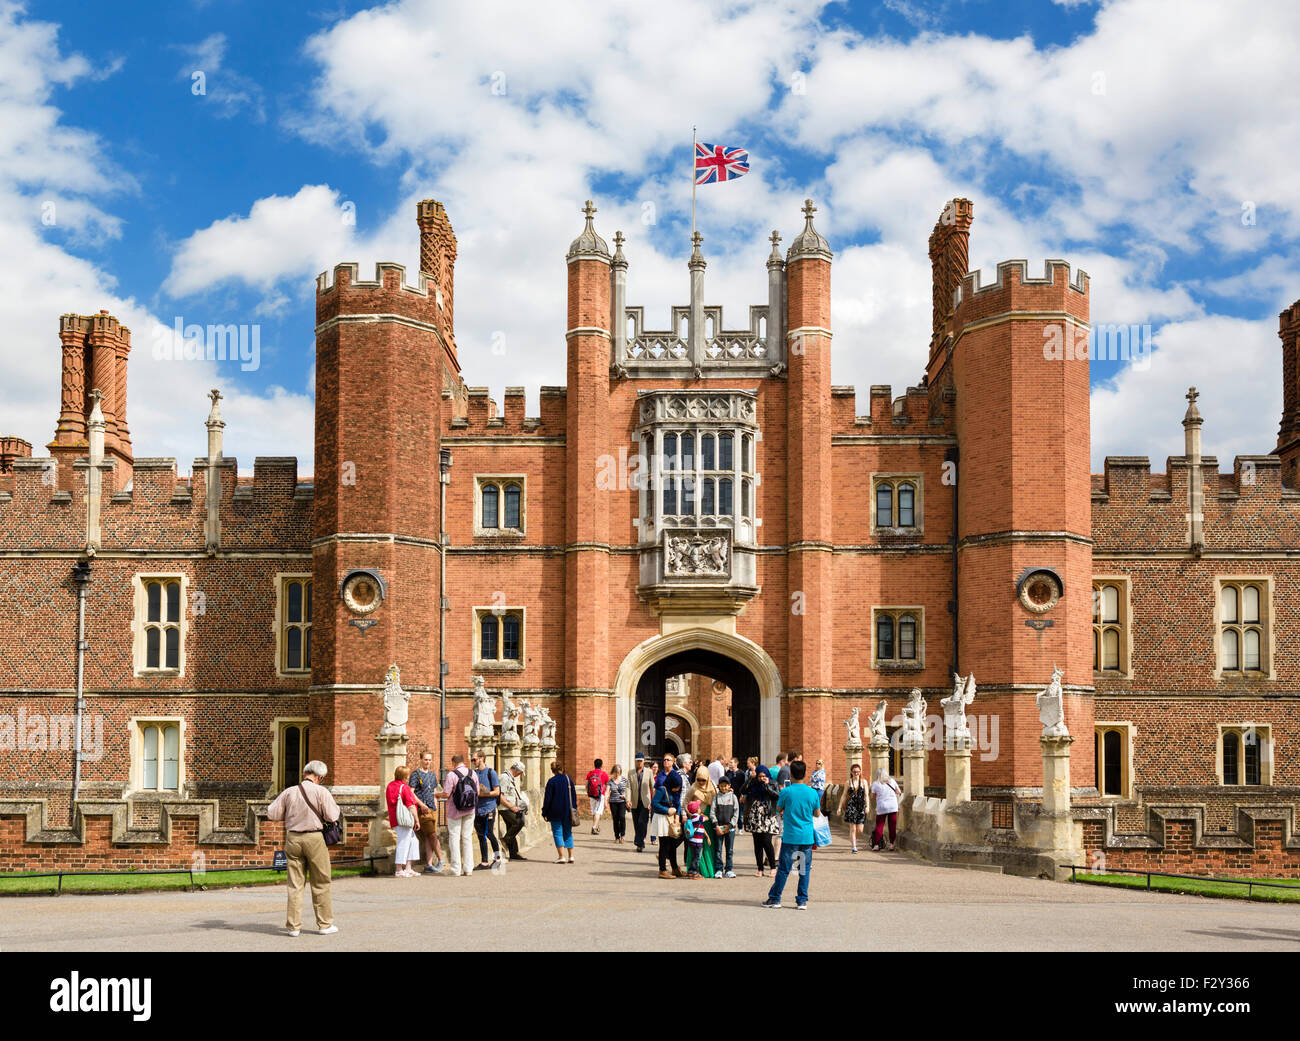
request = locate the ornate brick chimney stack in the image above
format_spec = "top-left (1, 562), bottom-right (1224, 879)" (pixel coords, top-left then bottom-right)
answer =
top-left (928, 198), bottom-right (975, 360)
top-left (1276, 300), bottom-right (1300, 488)
top-left (49, 311), bottom-right (132, 490)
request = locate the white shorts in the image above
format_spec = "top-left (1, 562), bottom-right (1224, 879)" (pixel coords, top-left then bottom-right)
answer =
top-left (590, 795), bottom-right (605, 815)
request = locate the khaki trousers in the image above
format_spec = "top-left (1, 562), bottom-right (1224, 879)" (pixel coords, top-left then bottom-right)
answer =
top-left (285, 830), bottom-right (333, 930)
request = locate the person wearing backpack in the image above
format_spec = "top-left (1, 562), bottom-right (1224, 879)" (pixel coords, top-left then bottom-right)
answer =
top-left (442, 753), bottom-right (479, 876)
top-left (471, 751), bottom-right (503, 870)
top-left (585, 758), bottom-right (610, 835)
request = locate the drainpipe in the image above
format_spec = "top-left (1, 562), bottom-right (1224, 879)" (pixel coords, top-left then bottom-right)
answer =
top-left (439, 448), bottom-right (452, 778)
top-left (946, 445), bottom-right (960, 678)
top-left (71, 560), bottom-right (92, 808)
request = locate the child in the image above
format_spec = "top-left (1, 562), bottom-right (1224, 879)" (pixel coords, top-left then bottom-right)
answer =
top-left (712, 777), bottom-right (740, 878)
top-left (684, 799), bottom-right (706, 878)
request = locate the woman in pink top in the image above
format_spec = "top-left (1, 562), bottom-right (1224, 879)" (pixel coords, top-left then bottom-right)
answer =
top-left (386, 765), bottom-right (421, 877)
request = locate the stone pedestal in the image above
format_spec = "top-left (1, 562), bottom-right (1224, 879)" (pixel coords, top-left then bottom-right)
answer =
top-left (843, 743), bottom-right (864, 775)
top-left (866, 738), bottom-right (889, 815)
top-left (469, 731), bottom-right (495, 769)
top-left (1039, 735), bottom-right (1077, 853)
top-left (498, 736), bottom-right (521, 778)
top-left (902, 744), bottom-right (926, 815)
top-left (522, 741), bottom-right (542, 797)
top-left (366, 733), bottom-right (409, 868)
top-left (944, 739), bottom-right (972, 806)
top-left (540, 742), bottom-right (557, 778)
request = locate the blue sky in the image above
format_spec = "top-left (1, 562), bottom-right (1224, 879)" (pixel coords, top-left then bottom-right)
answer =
top-left (3, 0), bottom-right (1297, 474)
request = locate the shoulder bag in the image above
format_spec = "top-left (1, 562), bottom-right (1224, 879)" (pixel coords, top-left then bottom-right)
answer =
top-left (299, 782), bottom-right (344, 846)
top-left (394, 782), bottom-right (416, 829)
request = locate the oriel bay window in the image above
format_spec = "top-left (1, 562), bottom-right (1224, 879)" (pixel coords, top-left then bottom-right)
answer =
top-left (648, 428), bottom-right (751, 525)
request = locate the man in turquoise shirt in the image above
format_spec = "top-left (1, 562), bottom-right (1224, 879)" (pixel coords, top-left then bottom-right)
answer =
top-left (761, 759), bottom-right (822, 909)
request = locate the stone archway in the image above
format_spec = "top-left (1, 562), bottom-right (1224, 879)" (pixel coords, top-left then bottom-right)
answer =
top-left (614, 628), bottom-right (782, 768)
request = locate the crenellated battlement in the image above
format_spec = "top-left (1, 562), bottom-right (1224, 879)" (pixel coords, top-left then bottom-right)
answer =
top-left (829, 384), bottom-right (948, 434)
top-left (445, 386), bottom-right (565, 436)
top-left (0, 452), bottom-right (311, 553)
top-left (954, 259), bottom-right (1089, 310)
top-left (1093, 453), bottom-right (1300, 552)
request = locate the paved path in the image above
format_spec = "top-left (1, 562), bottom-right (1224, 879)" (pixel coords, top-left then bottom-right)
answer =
top-left (4, 830), bottom-right (1298, 951)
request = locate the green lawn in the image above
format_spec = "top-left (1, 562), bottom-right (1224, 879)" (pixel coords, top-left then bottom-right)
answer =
top-left (0, 865), bottom-right (369, 895)
top-left (1072, 871), bottom-right (1300, 903)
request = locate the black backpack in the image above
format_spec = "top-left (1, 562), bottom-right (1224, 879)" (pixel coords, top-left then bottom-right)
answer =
top-left (451, 768), bottom-right (479, 812)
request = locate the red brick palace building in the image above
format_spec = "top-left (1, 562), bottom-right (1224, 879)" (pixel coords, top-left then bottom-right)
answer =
top-left (2, 196), bottom-right (1299, 874)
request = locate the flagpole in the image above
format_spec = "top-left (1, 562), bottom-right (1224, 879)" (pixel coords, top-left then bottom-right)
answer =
top-left (691, 125), bottom-right (697, 245)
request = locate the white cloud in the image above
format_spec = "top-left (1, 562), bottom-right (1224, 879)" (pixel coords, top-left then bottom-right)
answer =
top-left (0, 7), bottom-right (313, 474)
top-left (165, 184), bottom-right (356, 301)
top-left (175, 32), bottom-right (266, 122)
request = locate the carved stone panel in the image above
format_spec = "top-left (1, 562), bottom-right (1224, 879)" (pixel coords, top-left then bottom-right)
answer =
top-left (664, 531), bottom-right (730, 579)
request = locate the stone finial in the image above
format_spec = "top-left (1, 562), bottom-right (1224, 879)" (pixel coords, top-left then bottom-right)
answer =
top-left (612, 230), bottom-right (627, 268)
top-left (787, 197), bottom-right (831, 261)
top-left (206, 388), bottom-right (226, 429)
top-left (767, 229), bottom-right (784, 268)
top-left (1182, 386), bottom-right (1202, 427)
top-left (88, 388), bottom-right (105, 430)
top-left (567, 199), bottom-right (609, 260)
top-left (689, 230), bottom-right (705, 269)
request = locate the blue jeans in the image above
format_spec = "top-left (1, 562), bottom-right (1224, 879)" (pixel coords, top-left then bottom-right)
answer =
top-left (715, 828), bottom-right (735, 873)
top-left (766, 842), bottom-right (813, 905)
top-left (550, 818), bottom-right (574, 849)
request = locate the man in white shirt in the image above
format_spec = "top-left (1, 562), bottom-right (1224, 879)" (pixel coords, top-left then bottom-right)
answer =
top-left (708, 757), bottom-right (725, 787)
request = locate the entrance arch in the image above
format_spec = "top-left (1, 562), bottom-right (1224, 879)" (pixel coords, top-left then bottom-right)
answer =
top-left (614, 628), bottom-right (782, 768)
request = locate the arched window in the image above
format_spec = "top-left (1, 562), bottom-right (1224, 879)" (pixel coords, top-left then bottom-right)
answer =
top-left (742, 479), bottom-right (751, 517)
top-left (898, 615), bottom-right (917, 660)
top-left (1222, 629), bottom-right (1239, 671)
top-left (504, 484), bottom-right (521, 529)
top-left (481, 484), bottom-right (499, 528)
top-left (1102, 729), bottom-right (1122, 795)
top-left (681, 474), bottom-right (695, 515)
top-left (663, 433), bottom-right (677, 471)
top-left (1223, 731), bottom-right (1240, 785)
top-left (719, 433), bottom-right (733, 470)
top-left (502, 615), bottom-right (521, 660)
top-left (702, 478), bottom-right (715, 515)
top-left (701, 434), bottom-right (715, 471)
top-left (1219, 580), bottom-right (1266, 674)
top-left (140, 723), bottom-right (180, 791)
top-left (877, 615), bottom-right (895, 660)
top-left (663, 477), bottom-right (677, 515)
top-left (282, 577), bottom-right (312, 672)
top-left (681, 434), bottom-right (694, 471)
top-left (718, 478), bottom-right (733, 516)
top-left (1101, 629), bottom-right (1119, 670)
top-left (1092, 580), bottom-right (1128, 673)
top-left (144, 578), bottom-right (182, 670)
top-left (876, 484), bottom-right (893, 527)
top-left (897, 483), bottom-right (915, 527)
top-left (742, 435), bottom-right (753, 472)
top-left (481, 614), bottom-right (499, 660)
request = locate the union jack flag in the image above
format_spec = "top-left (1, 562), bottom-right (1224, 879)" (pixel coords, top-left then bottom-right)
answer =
top-left (695, 142), bottom-right (750, 185)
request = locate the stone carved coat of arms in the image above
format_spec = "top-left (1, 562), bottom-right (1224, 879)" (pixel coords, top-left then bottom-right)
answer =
top-left (664, 532), bottom-right (730, 577)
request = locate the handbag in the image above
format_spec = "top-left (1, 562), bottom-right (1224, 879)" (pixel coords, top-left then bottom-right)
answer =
top-left (299, 782), bottom-right (344, 846)
top-left (568, 777), bottom-right (580, 828)
top-left (667, 813), bottom-right (682, 840)
top-left (394, 783), bottom-right (415, 829)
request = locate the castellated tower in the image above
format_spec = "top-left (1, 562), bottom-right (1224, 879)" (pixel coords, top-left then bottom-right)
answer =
top-left (784, 201), bottom-right (835, 758)
top-left (311, 201), bottom-right (459, 793)
top-left (563, 202), bottom-right (614, 768)
top-left (928, 199), bottom-right (1094, 792)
